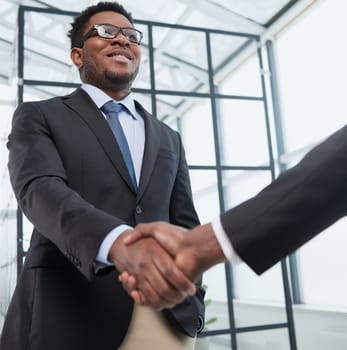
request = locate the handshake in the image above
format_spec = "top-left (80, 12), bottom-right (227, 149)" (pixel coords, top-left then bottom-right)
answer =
top-left (109, 222), bottom-right (227, 310)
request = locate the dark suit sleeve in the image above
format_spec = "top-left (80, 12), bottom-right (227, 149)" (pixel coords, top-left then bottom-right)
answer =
top-left (220, 125), bottom-right (347, 274)
top-left (166, 133), bottom-right (205, 335)
top-left (7, 102), bottom-right (123, 280)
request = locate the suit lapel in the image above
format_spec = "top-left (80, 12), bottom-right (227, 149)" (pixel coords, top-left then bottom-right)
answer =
top-left (62, 88), bottom-right (136, 193)
top-left (135, 101), bottom-right (160, 200)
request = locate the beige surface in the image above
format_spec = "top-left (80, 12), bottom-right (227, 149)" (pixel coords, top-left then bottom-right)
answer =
top-left (118, 305), bottom-right (196, 350)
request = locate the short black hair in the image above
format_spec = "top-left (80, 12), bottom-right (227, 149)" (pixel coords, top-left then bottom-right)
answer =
top-left (67, 2), bottom-right (134, 48)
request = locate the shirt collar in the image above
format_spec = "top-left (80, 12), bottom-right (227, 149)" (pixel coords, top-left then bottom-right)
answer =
top-left (81, 83), bottom-right (138, 120)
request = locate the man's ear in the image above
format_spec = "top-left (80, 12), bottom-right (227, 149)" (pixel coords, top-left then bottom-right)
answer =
top-left (70, 47), bottom-right (83, 69)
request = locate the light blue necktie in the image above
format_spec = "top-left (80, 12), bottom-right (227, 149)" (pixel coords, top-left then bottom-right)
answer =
top-left (101, 101), bottom-right (137, 192)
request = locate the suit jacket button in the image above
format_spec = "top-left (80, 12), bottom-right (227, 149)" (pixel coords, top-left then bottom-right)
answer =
top-left (135, 205), bottom-right (143, 215)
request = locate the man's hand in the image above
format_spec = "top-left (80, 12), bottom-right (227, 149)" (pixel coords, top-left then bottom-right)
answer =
top-left (109, 229), bottom-right (196, 310)
top-left (119, 222), bottom-right (227, 305)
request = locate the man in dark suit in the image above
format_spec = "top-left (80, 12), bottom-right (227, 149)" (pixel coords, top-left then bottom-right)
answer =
top-left (120, 122), bottom-right (347, 306)
top-left (1, 2), bottom-right (204, 349)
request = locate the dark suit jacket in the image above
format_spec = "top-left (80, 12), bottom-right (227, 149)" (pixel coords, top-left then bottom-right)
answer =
top-left (1, 88), bottom-right (204, 350)
top-left (220, 124), bottom-right (347, 274)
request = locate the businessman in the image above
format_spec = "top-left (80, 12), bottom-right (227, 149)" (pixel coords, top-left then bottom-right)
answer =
top-left (121, 122), bottom-right (347, 306)
top-left (1, 2), bottom-right (205, 350)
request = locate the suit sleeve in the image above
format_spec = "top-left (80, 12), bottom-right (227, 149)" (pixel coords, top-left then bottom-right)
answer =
top-left (220, 125), bottom-right (347, 274)
top-left (7, 102), bottom-right (123, 280)
top-left (166, 133), bottom-right (205, 335)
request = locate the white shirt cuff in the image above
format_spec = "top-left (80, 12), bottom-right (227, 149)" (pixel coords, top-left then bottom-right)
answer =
top-left (211, 217), bottom-right (242, 264)
top-left (96, 224), bottom-right (133, 265)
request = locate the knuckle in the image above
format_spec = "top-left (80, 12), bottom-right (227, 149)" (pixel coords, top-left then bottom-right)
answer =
top-left (162, 265), bottom-right (175, 278)
top-left (160, 284), bottom-right (173, 296)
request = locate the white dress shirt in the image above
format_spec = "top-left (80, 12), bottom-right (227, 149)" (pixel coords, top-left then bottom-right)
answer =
top-left (211, 217), bottom-right (242, 264)
top-left (81, 84), bottom-right (145, 265)
top-left (82, 84), bottom-right (242, 267)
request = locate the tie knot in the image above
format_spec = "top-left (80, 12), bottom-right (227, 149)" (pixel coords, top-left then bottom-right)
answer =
top-left (101, 101), bottom-right (122, 115)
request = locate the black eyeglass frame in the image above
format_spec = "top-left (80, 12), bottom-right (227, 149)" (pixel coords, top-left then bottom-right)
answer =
top-left (78, 23), bottom-right (143, 48)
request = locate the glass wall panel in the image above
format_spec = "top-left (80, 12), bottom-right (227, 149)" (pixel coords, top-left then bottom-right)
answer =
top-left (132, 92), bottom-right (152, 115)
top-left (276, 0), bottom-right (347, 153)
top-left (189, 170), bottom-right (219, 223)
top-left (0, 82), bottom-right (17, 331)
top-left (222, 169), bottom-right (286, 326)
top-left (275, 0), bottom-right (347, 311)
top-left (233, 261), bottom-right (285, 304)
top-left (0, 40), bottom-right (13, 81)
top-left (297, 217), bottom-right (347, 308)
top-left (0, 210), bottom-right (17, 331)
top-left (210, 36), bottom-right (262, 97)
top-left (237, 328), bottom-right (290, 350)
top-left (176, 97), bottom-right (215, 166)
top-left (222, 170), bottom-right (272, 209)
top-left (196, 334), bottom-right (232, 350)
top-left (189, 170), bottom-right (229, 336)
top-left (130, 23), bottom-right (151, 90)
top-left (6, 5), bottom-right (296, 346)
top-left (218, 99), bottom-right (270, 166)
top-left (152, 27), bottom-right (209, 93)
top-left (233, 263), bottom-right (287, 327)
top-left (156, 94), bottom-right (186, 126)
top-left (202, 264), bottom-right (230, 331)
top-left (24, 85), bottom-right (76, 102)
top-left (23, 12), bottom-right (77, 83)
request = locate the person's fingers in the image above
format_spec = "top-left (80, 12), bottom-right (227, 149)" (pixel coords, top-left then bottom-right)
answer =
top-left (123, 230), bottom-right (143, 245)
top-left (124, 222), bottom-right (186, 257)
top-left (135, 249), bottom-right (184, 309)
top-left (130, 290), bottom-right (144, 305)
top-left (118, 271), bottom-right (130, 283)
top-left (127, 275), bottom-right (137, 289)
top-left (122, 223), bottom-right (166, 245)
top-left (119, 272), bottom-right (138, 289)
top-left (116, 234), bottom-right (193, 309)
top-left (152, 253), bottom-right (196, 296)
top-left (121, 266), bottom-right (188, 308)
top-left (138, 274), bottom-right (176, 309)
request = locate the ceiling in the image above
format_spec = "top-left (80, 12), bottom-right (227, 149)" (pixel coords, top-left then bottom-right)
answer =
top-left (1, 0), bottom-right (309, 119)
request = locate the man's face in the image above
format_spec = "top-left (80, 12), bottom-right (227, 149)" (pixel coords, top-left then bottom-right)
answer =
top-left (72, 11), bottom-right (141, 92)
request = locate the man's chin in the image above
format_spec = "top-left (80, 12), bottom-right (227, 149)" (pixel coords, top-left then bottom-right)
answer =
top-left (105, 71), bottom-right (136, 87)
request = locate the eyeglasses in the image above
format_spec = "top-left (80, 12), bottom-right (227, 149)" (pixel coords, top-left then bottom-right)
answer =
top-left (79, 23), bottom-right (143, 47)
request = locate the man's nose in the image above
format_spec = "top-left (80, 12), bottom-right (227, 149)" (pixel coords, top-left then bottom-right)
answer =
top-left (110, 31), bottom-right (130, 46)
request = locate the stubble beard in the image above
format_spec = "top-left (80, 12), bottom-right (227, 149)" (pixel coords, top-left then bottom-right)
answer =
top-left (82, 63), bottom-right (139, 93)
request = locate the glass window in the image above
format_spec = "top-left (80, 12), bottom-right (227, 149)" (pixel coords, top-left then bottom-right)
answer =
top-left (218, 99), bottom-right (270, 166)
top-left (202, 264), bottom-right (230, 332)
top-left (233, 263), bottom-right (287, 327)
top-left (179, 97), bottom-right (215, 166)
top-left (132, 23), bottom-right (151, 90)
top-left (152, 27), bottom-right (209, 93)
top-left (0, 82), bottom-right (17, 324)
top-left (211, 37), bottom-right (262, 97)
top-left (3, 5), bottom-right (297, 345)
top-left (297, 218), bottom-right (347, 308)
top-left (24, 85), bottom-right (76, 102)
top-left (237, 328), bottom-right (290, 350)
top-left (275, 0), bottom-right (347, 153)
top-left (23, 12), bottom-right (76, 83)
top-left (189, 170), bottom-right (220, 223)
top-left (275, 0), bottom-right (347, 309)
top-left (222, 170), bottom-right (272, 209)
top-left (197, 334), bottom-right (232, 350)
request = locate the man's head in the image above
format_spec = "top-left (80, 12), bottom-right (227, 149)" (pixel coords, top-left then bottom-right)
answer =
top-left (68, 2), bottom-right (142, 99)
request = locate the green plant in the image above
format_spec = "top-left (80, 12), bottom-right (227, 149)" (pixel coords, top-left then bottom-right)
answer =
top-left (202, 284), bottom-right (217, 331)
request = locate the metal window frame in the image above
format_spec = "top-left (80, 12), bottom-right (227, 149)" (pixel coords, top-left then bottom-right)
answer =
top-left (16, 5), bottom-right (297, 349)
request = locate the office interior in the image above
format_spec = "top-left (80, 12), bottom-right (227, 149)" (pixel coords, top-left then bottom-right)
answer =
top-left (1, 0), bottom-right (347, 349)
